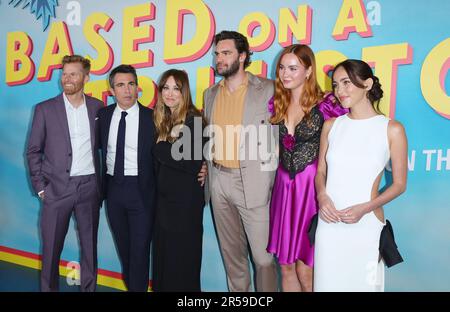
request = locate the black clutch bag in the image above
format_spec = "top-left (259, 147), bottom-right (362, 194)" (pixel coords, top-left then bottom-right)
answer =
top-left (379, 219), bottom-right (404, 268)
top-left (307, 214), bottom-right (404, 268)
top-left (307, 213), bottom-right (319, 247)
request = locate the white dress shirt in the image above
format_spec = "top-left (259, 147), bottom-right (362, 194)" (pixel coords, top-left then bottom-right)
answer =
top-left (106, 102), bottom-right (139, 176)
top-left (63, 93), bottom-right (95, 176)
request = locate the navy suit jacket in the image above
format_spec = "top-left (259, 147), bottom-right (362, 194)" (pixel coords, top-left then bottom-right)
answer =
top-left (26, 93), bottom-right (104, 199)
top-left (96, 102), bottom-right (156, 210)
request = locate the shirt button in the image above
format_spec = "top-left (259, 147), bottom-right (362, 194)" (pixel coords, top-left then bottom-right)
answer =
top-left (66, 169), bottom-right (70, 173)
top-left (68, 153), bottom-right (72, 157)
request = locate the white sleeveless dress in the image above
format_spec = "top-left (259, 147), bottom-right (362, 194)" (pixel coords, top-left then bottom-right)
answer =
top-left (314, 114), bottom-right (390, 292)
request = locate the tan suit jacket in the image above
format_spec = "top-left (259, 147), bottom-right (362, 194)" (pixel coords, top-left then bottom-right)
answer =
top-left (203, 72), bottom-right (278, 209)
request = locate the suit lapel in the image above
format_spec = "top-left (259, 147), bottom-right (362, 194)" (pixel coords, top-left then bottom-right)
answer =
top-left (104, 104), bottom-right (115, 151)
top-left (85, 96), bottom-right (97, 154)
top-left (239, 74), bottom-right (263, 155)
top-left (207, 84), bottom-right (220, 124)
top-left (137, 102), bottom-right (145, 169)
top-left (54, 93), bottom-right (71, 152)
top-left (242, 73), bottom-right (262, 126)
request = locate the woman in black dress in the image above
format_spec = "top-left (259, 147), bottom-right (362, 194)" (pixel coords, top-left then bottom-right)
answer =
top-left (152, 69), bottom-right (206, 291)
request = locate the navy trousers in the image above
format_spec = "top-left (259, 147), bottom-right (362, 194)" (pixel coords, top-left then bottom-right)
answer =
top-left (106, 175), bottom-right (152, 292)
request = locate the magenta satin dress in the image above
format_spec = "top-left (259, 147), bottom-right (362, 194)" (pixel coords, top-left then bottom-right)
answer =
top-left (267, 94), bottom-right (348, 266)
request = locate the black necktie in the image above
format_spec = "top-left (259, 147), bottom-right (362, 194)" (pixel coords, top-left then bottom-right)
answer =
top-left (114, 111), bottom-right (127, 183)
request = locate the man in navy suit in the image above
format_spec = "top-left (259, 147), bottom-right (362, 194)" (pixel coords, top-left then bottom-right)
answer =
top-left (97, 65), bottom-right (156, 292)
top-left (26, 55), bottom-right (104, 291)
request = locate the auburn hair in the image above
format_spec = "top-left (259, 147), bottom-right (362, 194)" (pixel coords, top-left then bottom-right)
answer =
top-left (270, 44), bottom-right (323, 124)
top-left (62, 54), bottom-right (91, 74)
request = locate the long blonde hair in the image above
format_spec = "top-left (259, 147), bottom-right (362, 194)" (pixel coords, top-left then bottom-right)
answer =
top-left (270, 44), bottom-right (323, 124)
top-left (153, 69), bottom-right (202, 142)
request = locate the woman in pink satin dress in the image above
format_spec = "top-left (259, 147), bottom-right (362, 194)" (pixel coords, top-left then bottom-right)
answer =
top-left (266, 44), bottom-right (347, 292)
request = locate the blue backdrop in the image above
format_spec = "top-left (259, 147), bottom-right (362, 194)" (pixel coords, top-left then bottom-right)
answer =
top-left (0, 0), bottom-right (449, 291)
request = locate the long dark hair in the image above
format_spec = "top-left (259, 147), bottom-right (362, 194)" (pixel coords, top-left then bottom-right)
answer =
top-left (333, 59), bottom-right (384, 113)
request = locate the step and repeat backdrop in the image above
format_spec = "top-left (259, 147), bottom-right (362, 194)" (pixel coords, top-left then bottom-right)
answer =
top-left (0, 0), bottom-right (449, 290)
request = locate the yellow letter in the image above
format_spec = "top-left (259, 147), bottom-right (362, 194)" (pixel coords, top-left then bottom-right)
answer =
top-left (362, 43), bottom-right (413, 118)
top-left (239, 12), bottom-right (275, 52)
top-left (332, 0), bottom-right (372, 40)
top-left (315, 50), bottom-right (347, 91)
top-left (164, 0), bottom-right (215, 64)
top-left (137, 76), bottom-right (157, 108)
top-left (84, 13), bottom-right (115, 75)
top-left (37, 22), bottom-right (74, 81)
top-left (247, 60), bottom-right (268, 78)
top-left (6, 31), bottom-right (35, 86)
top-left (84, 79), bottom-right (110, 104)
top-left (278, 5), bottom-right (312, 47)
top-left (122, 3), bottom-right (155, 68)
top-left (421, 38), bottom-right (450, 118)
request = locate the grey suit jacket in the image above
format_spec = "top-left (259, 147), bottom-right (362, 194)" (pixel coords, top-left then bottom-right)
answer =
top-left (203, 72), bottom-right (278, 209)
top-left (26, 93), bottom-right (104, 199)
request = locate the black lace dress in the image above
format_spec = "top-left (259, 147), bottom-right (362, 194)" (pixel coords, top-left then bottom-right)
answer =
top-left (267, 94), bottom-right (348, 266)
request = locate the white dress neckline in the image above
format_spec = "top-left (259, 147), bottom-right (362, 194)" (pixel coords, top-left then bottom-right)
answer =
top-left (344, 113), bottom-right (384, 121)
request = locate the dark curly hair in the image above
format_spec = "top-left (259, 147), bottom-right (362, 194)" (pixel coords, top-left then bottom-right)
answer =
top-left (214, 30), bottom-right (253, 68)
top-left (333, 59), bottom-right (383, 113)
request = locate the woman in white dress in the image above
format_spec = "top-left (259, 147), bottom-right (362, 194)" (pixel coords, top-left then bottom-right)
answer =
top-left (313, 59), bottom-right (408, 292)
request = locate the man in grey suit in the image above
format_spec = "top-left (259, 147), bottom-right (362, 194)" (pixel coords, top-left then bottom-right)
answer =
top-left (26, 55), bottom-right (104, 291)
top-left (203, 31), bottom-right (278, 292)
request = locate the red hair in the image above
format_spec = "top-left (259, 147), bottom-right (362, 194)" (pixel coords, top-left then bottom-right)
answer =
top-left (270, 44), bottom-right (323, 124)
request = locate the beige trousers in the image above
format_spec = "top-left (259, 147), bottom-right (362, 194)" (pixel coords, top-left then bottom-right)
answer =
top-left (210, 164), bottom-right (278, 292)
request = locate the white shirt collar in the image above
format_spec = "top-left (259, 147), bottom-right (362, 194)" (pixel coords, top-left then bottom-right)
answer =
top-left (63, 92), bottom-right (86, 110)
top-left (114, 101), bottom-right (139, 117)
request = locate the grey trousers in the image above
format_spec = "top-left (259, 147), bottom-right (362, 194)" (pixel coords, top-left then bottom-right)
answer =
top-left (210, 165), bottom-right (277, 292)
top-left (40, 174), bottom-right (99, 292)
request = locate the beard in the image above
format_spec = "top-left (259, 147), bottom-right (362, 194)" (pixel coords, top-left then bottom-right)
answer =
top-left (63, 84), bottom-right (82, 95)
top-left (215, 57), bottom-right (240, 78)
top-left (62, 79), bottom-right (84, 96)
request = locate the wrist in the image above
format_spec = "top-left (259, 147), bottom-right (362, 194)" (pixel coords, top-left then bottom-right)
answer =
top-left (317, 192), bottom-right (327, 199)
top-left (363, 202), bottom-right (373, 214)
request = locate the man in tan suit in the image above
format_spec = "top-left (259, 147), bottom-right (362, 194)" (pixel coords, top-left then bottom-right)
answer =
top-left (203, 30), bottom-right (278, 292)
